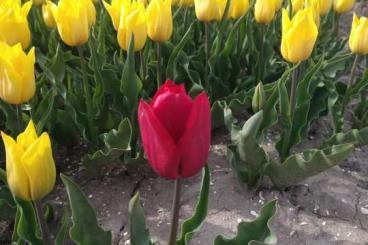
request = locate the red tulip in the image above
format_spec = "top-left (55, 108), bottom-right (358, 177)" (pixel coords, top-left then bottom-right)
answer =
top-left (138, 80), bottom-right (211, 179)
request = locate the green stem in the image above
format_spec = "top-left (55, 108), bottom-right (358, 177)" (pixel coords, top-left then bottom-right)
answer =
top-left (183, 8), bottom-right (188, 32)
top-left (335, 13), bottom-right (340, 37)
top-left (204, 22), bottom-right (210, 86)
top-left (157, 42), bottom-right (162, 89)
top-left (77, 46), bottom-right (96, 146)
top-left (257, 25), bottom-right (266, 83)
top-left (34, 200), bottom-right (52, 245)
top-left (342, 54), bottom-right (360, 109)
top-left (167, 178), bottom-right (182, 245)
top-left (140, 50), bottom-right (146, 84)
top-left (237, 26), bottom-right (241, 54)
top-left (290, 65), bottom-right (299, 121)
top-left (15, 104), bottom-right (22, 133)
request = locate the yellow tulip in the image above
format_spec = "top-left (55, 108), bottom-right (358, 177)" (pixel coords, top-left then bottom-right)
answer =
top-left (291, 0), bottom-right (304, 13)
top-left (103, 0), bottom-right (128, 30)
top-left (306, 0), bottom-right (320, 26)
top-left (81, 0), bottom-right (97, 27)
top-left (281, 8), bottom-right (318, 63)
top-left (0, 42), bottom-right (35, 105)
top-left (276, 0), bottom-right (283, 10)
top-left (349, 13), bottom-right (368, 55)
top-left (1, 121), bottom-right (56, 202)
top-left (194, 0), bottom-right (227, 22)
top-left (0, 1), bottom-right (32, 49)
top-left (42, 2), bottom-right (56, 28)
top-left (138, 0), bottom-right (148, 6)
top-left (118, 1), bottom-right (147, 51)
top-left (333, 0), bottom-right (355, 14)
top-left (146, 0), bottom-right (173, 42)
top-left (229, 0), bottom-right (249, 19)
top-left (50, 0), bottom-right (92, 47)
top-left (254, 0), bottom-right (277, 24)
top-left (319, 0), bottom-right (332, 15)
top-left (33, 0), bottom-right (45, 6)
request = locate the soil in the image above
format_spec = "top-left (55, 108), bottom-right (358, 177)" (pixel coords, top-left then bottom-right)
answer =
top-left (1, 2), bottom-right (368, 245)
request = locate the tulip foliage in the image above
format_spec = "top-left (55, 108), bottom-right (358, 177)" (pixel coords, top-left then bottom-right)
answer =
top-left (0, 0), bottom-right (367, 244)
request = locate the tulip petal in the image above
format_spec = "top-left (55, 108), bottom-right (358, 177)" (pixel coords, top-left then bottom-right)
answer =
top-left (16, 120), bottom-right (38, 151)
top-left (178, 92), bottom-right (211, 178)
top-left (138, 100), bottom-right (180, 179)
top-left (152, 80), bottom-right (193, 142)
top-left (21, 132), bottom-right (56, 201)
top-left (1, 131), bottom-right (31, 201)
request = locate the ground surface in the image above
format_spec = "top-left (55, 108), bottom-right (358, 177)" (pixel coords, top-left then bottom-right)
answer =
top-left (2, 3), bottom-right (368, 245)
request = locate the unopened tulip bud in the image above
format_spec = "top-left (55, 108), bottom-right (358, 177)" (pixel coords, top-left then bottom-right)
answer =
top-left (252, 82), bottom-right (266, 113)
top-left (333, 0), bottom-right (356, 14)
top-left (349, 13), bottom-right (368, 55)
top-left (146, 0), bottom-right (173, 42)
top-left (254, 0), bottom-right (277, 24)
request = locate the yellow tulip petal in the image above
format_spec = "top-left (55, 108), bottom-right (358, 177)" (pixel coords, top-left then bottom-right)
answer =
top-left (16, 120), bottom-right (38, 151)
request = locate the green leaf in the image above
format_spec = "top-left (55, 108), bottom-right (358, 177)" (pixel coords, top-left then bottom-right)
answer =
top-left (166, 22), bottom-right (195, 80)
top-left (323, 127), bottom-right (368, 147)
top-left (14, 198), bottom-right (43, 245)
top-left (33, 87), bottom-right (57, 133)
top-left (177, 165), bottom-right (210, 245)
top-left (55, 209), bottom-right (72, 245)
top-left (48, 44), bottom-right (66, 83)
top-left (129, 193), bottom-right (151, 245)
top-left (121, 35), bottom-right (142, 111)
top-left (82, 118), bottom-right (132, 174)
top-left (214, 199), bottom-right (278, 245)
top-left (0, 100), bottom-right (19, 135)
top-left (61, 174), bottom-right (112, 245)
top-left (266, 144), bottom-right (354, 188)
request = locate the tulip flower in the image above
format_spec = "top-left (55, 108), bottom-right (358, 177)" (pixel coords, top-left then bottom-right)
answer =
top-left (306, 0), bottom-right (321, 26)
top-left (1, 120), bottom-right (56, 201)
top-left (103, 0), bottom-right (127, 30)
top-left (333, 0), bottom-right (355, 14)
top-left (349, 13), bottom-right (368, 55)
top-left (0, 42), bottom-right (35, 105)
top-left (319, 0), bottom-right (332, 15)
top-left (42, 2), bottom-right (56, 28)
top-left (291, 0), bottom-right (304, 13)
top-left (281, 8), bottom-right (318, 63)
top-left (138, 80), bottom-right (211, 179)
top-left (276, 0), bottom-right (283, 10)
top-left (194, 0), bottom-right (227, 22)
top-left (117, 1), bottom-right (147, 51)
top-left (50, 0), bottom-right (95, 47)
top-left (81, 0), bottom-right (97, 27)
top-left (229, 0), bottom-right (249, 19)
top-left (146, 0), bottom-right (173, 42)
top-left (0, 1), bottom-right (32, 49)
top-left (254, 0), bottom-right (277, 24)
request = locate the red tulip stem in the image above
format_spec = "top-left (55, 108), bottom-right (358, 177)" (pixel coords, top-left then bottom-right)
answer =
top-left (34, 200), bottom-right (52, 245)
top-left (157, 42), bottom-right (162, 89)
top-left (204, 22), bottom-right (209, 86)
top-left (140, 50), bottom-right (146, 84)
top-left (167, 178), bottom-right (182, 245)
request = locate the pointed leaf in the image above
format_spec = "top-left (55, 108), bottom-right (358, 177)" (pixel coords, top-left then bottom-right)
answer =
top-left (129, 193), bottom-right (151, 245)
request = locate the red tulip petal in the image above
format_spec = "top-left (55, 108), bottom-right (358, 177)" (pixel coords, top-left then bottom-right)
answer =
top-left (138, 100), bottom-right (180, 179)
top-left (178, 92), bottom-right (211, 178)
top-left (151, 80), bottom-right (187, 106)
top-left (152, 83), bottom-right (193, 142)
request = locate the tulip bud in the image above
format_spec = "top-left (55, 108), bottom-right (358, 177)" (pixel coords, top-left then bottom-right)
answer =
top-left (138, 80), bottom-right (211, 179)
top-left (333, 0), bottom-right (355, 14)
top-left (1, 121), bottom-right (56, 201)
top-left (50, 0), bottom-right (94, 47)
top-left (281, 8), bottom-right (318, 63)
top-left (81, 0), bottom-right (97, 27)
top-left (319, 0), bottom-right (332, 15)
top-left (42, 2), bottom-right (56, 28)
top-left (0, 42), bottom-right (35, 105)
top-left (252, 82), bottom-right (266, 113)
top-left (103, 0), bottom-right (127, 30)
top-left (0, 1), bottom-right (32, 49)
top-left (254, 0), bottom-right (277, 24)
top-left (194, 0), bottom-right (227, 22)
top-left (229, 0), bottom-right (249, 19)
top-left (33, 0), bottom-right (45, 6)
top-left (306, 0), bottom-right (321, 26)
top-left (349, 13), bottom-right (368, 55)
top-left (117, 1), bottom-right (147, 51)
top-left (291, 0), bottom-right (304, 13)
top-left (146, 0), bottom-right (173, 42)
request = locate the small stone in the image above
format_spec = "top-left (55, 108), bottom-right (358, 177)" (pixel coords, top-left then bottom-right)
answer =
top-left (300, 222), bottom-right (308, 226)
top-left (250, 210), bottom-right (258, 217)
top-left (88, 194), bottom-right (93, 199)
top-left (360, 207), bottom-right (368, 215)
top-left (289, 230), bottom-right (296, 237)
top-left (237, 218), bottom-right (242, 223)
top-left (322, 221), bottom-right (326, 226)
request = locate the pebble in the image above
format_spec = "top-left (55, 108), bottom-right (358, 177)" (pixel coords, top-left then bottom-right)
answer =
top-left (250, 210), bottom-right (258, 217)
top-left (360, 206), bottom-right (368, 215)
top-left (88, 194), bottom-right (93, 199)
